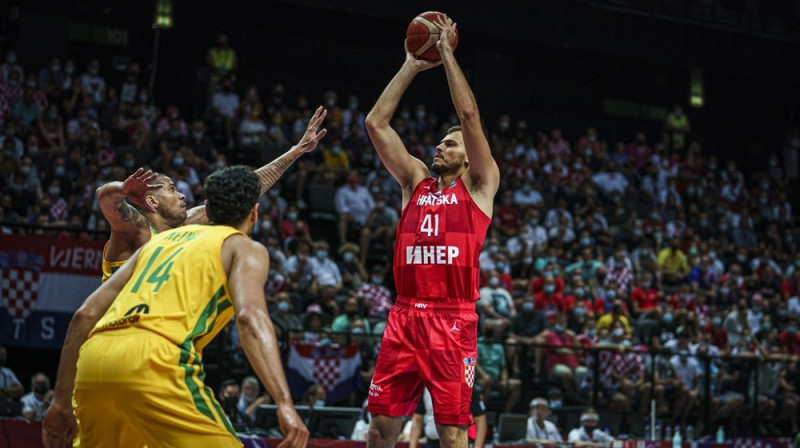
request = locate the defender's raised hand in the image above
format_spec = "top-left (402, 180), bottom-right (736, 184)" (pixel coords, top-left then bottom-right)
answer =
top-left (294, 106), bottom-right (328, 154)
top-left (121, 168), bottom-right (163, 213)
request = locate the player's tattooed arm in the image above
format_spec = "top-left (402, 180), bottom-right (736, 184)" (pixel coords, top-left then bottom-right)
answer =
top-left (97, 168), bottom-right (162, 233)
top-left (255, 155), bottom-right (296, 196)
top-left (253, 106), bottom-right (327, 196)
top-left (116, 200), bottom-right (149, 229)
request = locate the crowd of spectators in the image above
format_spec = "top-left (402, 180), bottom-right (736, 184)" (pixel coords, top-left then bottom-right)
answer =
top-left (2, 37), bottom-right (800, 440)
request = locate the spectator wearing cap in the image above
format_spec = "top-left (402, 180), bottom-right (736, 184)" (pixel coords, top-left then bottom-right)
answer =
top-left (525, 397), bottom-right (562, 444)
top-left (567, 408), bottom-right (614, 447)
top-left (337, 242), bottom-right (367, 293)
top-left (302, 305), bottom-right (327, 343)
top-left (356, 264), bottom-right (393, 318)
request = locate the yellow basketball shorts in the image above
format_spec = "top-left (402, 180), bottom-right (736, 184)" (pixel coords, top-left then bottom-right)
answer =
top-left (73, 329), bottom-right (242, 448)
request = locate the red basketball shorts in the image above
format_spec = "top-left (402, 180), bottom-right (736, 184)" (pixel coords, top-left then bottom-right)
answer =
top-left (367, 297), bottom-right (478, 425)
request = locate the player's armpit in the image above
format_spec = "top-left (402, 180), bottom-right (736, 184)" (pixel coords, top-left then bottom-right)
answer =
top-left (184, 205), bottom-right (209, 225)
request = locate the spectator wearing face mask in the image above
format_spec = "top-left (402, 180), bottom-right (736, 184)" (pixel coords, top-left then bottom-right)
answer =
top-left (303, 384), bottom-right (327, 409)
top-left (270, 293), bottom-right (303, 341)
top-left (543, 313), bottom-right (585, 399)
top-left (480, 272), bottom-right (516, 329)
top-left (337, 242), bottom-right (367, 293)
top-left (21, 372), bottom-right (52, 420)
top-left (535, 275), bottom-right (566, 324)
top-left (567, 408), bottom-right (614, 447)
top-left (596, 299), bottom-right (631, 335)
top-left (359, 193), bottom-right (398, 265)
top-left (356, 265), bottom-right (393, 318)
top-left (331, 296), bottom-right (370, 333)
top-left (335, 170), bottom-right (374, 245)
top-left (526, 398), bottom-right (563, 444)
top-left (508, 295), bottom-right (549, 376)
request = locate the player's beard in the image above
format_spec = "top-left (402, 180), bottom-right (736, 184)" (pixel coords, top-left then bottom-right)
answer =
top-left (162, 206), bottom-right (188, 229)
top-left (430, 155), bottom-right (464, 176)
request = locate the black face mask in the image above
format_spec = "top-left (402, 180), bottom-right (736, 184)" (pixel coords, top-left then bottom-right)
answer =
top-left (0, 359), bottom-right (5, 368)
top-left (222, 396), bottom-right (238, 412)
top-left (346, 310), bottom-right (357, 318)
top-left (34, 384), bottom-right (48, 395)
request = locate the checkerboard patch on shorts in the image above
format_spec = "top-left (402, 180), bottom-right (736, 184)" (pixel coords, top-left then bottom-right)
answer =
top-left (1, 269), bottom-right (39, 319)
top-left (464, 356), bottom-right (476, 388)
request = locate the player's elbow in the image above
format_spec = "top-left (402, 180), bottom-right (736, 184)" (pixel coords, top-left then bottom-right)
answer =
top-left (236, 307), bottom-right (267, 333)
top-left (365, 112), bottom-right (387, 130)
top-left (457, 106), bottom-right (479, 123)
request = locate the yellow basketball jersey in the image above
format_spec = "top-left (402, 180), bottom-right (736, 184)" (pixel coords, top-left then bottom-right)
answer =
top-left (91, 224), bottom-right (243, 354)
top-left (101, 226), bottom-right (156, 283)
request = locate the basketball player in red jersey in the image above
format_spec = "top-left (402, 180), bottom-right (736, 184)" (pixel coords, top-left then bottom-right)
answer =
top-left (364, 16), bottom-right (499, 448)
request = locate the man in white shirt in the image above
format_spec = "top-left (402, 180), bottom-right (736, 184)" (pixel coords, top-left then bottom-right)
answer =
top-left (334, 170), bottom-right (375, 244)
top-left (512, 181), bottom-right (544, 209)
top-left (80, 59), bottom-right (106, 107)
top-left (526, 398), bottom-right (562, 444)
top-left (21, 372), bottom-right (53, 420)
top-left (545, 197), bottom-right (574, 230)
top-left (308, 240), bottom-right (343, 295)
top-left (591, 164), bottom-right (629, 197)
top-left (211, 77), bottom-right (240, 148)
top-left (567, 409), bottom-right (614, 447)
top-left (479, 273), bottom-right (516, 328)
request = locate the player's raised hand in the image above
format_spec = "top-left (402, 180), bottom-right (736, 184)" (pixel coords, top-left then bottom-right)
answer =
top-left (276, 403), bottom-right (310, 448)
top-left (42, 401), bottom-right (77, 448)
top-left (121, 168), bottom-right (163, 213)
top-left (404, 40), bottom-right (442, 72)
top-left (433, 14), bottom-right (457, 52)
top-left (294, 106), bottom-right (328, 154)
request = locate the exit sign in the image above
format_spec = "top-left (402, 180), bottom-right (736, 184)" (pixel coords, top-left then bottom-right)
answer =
top-left (69, 22), bottom-right (129, 47)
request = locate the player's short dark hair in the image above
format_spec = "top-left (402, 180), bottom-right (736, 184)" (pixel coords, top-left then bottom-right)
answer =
top-left (446, 125), bottom-right (462, 135)
top-left (205, 165), bottom-right (260, 226)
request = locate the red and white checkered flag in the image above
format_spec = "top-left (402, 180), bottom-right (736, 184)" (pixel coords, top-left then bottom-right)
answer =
top-left (313, 358), bottom-right (342, 391)
top-left (1, 269), bottom-right (40, 319)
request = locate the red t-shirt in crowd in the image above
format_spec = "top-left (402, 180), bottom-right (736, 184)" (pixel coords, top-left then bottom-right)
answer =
top-left (631, 287), bottom-right (659, 312)
top-left (778, 331), bottom-right (800, 356)
top-left (702, 325), bottom-right (728, 349)
top-left (544, 330), bottom-right (580, 372)
top-left (534, 292), bottom-right (566, 324)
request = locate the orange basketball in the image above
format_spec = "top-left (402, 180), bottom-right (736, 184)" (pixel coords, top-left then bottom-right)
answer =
top-left (406, 11), bottom-right (459, 62)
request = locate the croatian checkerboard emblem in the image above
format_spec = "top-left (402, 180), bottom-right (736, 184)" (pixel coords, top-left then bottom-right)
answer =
top-left (463, 356), bottom-right (476, 388)
top-left (1, 269), bottom-right (39, 319)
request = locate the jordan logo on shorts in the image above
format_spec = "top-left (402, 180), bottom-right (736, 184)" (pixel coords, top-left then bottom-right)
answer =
top-left (463, 356), bottom-right (476, 388)
top-left (449, 322), bottom-right (459, 332)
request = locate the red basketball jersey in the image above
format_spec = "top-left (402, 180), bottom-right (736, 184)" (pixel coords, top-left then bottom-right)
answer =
top-left (394, 177), bottom-right (491, 302)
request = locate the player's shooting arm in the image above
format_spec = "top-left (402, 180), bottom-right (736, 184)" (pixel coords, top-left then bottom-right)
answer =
top-left (365, 51), bottom-right (433, 194)
top-left (435, 17), bottom-right (499, 194)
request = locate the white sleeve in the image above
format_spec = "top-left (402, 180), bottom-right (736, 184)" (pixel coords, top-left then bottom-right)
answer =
top-left (549, 422), bottom-right (563, 442)
top-left (567, 428), bottom-right (581, 443)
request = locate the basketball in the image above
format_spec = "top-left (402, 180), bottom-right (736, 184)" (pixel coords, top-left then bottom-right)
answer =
top-left (406, 11), bottom-right (459, 62)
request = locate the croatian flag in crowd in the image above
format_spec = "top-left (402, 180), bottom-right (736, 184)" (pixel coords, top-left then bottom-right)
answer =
top-left (0, 235), bottom-right (103, 349)
top-left (287, 343), bottom-right (362, 404)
